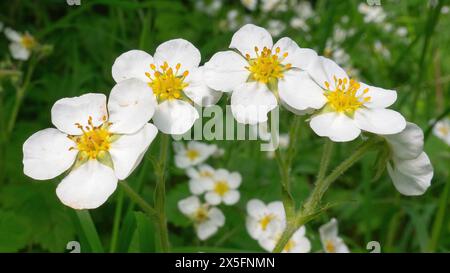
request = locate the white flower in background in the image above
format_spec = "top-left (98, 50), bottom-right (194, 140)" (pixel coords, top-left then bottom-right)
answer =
top-left (174, 141), bottom-right (217, 169)
top-left (432, 118), bottom-right (450, 145)
top-left (112, 39), bottom-right (222, 135)
top-left (241, 0), bottom-right (258, 11)
top-left (178, 196), bottom-right (225, 240)
top-left (290, 17), bottom-right (310, 32)
top-left (442, 6), bottom-right (449, 14)
top-left (384, 122), bottom-right (433, 195)
top-left (187, 164), bottom-right (216, 195)
top-left (374, 40), bottom-right (391, 59)
top-left (23, 86), bottom-right (158, 209)
top-left (246, 199), bottom-right (285, 240)
top-left (259, 226), bottom-right (311, 253)
top-left (261, 0), bottom-right (287, 13)
top-left (294, 1), bottom-right (315, 20)
top-left (319, 218), bottom-right (350, 253)
top-left (204, 24), bottom-right (323, 125)
top-left (308, 56), bottom-right (406, 142)
top-left (396, 27), bottom-right (408, 38)
top-left (266, 20), bottom-right (286, 38)
top-left (250, 121), bottom-right (272, 141)
top-left (4, 27), bottom-right (38, 61)
top-left (358, 3), bottom-right (386, 24)
top-left (204, 169), bottom-right (242, 205)
top-left (195, 0), bottom-right (223, 15)
top-left (212, 147), bottom-right (225, 158)
top-left (324, 42), bottom-right (351, 69)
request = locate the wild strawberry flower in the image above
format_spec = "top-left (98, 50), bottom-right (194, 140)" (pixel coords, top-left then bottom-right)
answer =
top-left (187, 164), bottom-right (216, 195)
top-left (308, 56), bottom-right (406, 142)
top-left (319, 218), bottom-right (350, 253)
top-left (23, 82), bottom-right (158, 209)
top-left (4, 27), bottom-right (38, 61)
top-left (178, 195), bottom-right (225, 240)
top-left (112, 39), bottom-right (222, 135)
top-left (432, 118), bottom-right (450, 145)
top-left (259, 225), bottom-right (311, 253)
top-left (173, 141), bottom-right (217, 169)
top-left (246, 199), bottom-right (285, 240)
top-left (203, 169), bottom-right (242, 205)
top-left (384, 122), bottom-right (433, 196)
top-left (204, 24), bottom-right (323, 125)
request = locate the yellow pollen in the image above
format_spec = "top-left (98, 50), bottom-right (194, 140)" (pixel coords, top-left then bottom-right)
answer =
top-left (194, 206), bottom-right (209, 223)
top-left (68, 116), bottom-right (112, 160)
top-left (245, 46), bottom-right (291, 84)
top-left (146, 61), bottom-right (189, 101)
top-left (199, 170), bottom-right (213, 177)
top-left (283, 239), bottom-right (296, 252)
top-left (438, 125), bottom-right (449, 136)
top-left (324, 77), bottom-right (371, 115)
top-left (186, 149), bottom-right (200, 161)
top-left (325, 240), bottom-right (336, 253)
top-left (214, 180), bottom-right (229, 196)
top-left (259, 214), bottom-right (274, 231)
top-left (20, 33), bottom-right (36, 50)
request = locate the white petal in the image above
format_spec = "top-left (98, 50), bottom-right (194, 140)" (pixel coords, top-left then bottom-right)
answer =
top-left (23, 128), bottom-right (77, 180)
top-left (203, 51), bottom-right (250, 92)
top-left (184, 66), bottom-right (223, 106)
top-left (319, 218), bottom-right (339, 243)
top-left (279, 69), bottom-right (326, 112)
top-left (228, 172), bottom-right (242, 188)
top-left (309, 56), bottom-right (349, 90)
top-left (387, 153), bottom-right (433, 196)
top-left (247, 199), bottom-right (266, 218)
top-left (109, 123), bottom-right (158, 180)
top-left (111, 50), bottom-right (153, 83)
top-left (335, 240), bottom-right (350, 253)
top-left (267, 201), bottom-right (285, 219)
top-left (273, 37), bottom-right (318, 69)
top-left (189, 179), bottom-right (207, 195)
top-left (359, 82), bottom-right (397, 108)
top-left (108, 79), bottom-right (157, 134)
top-left (51, 93), bottom-right (108, 135)
top-left (56, 160), bottom-right (118, 209)
top-left (231, 82), bottom-right (277, 125)
top-left (223, 190), bottom-right (240, 205)
top-left (229, 24), bottom-right (273, 58)
top-left (208, 207), bottom-right (225, 227)
top-left (153, 39), bottom-right (201, 72)
top-left (178, 196), bottom-right (200, 215)
top-left (9, 43), bottom-right (30, 60)
top-left (205, 191), bottom-right (221, 205)
top-left (152, 100), bottom-right (199, 135)
top-left (384, 122), bottom-right (424, 160)
top-left (4, 28), bottom-right (22, 42)
top-left (197, 221), bottom-right (218, 240)
top-left (354, 108), bottom-right (406, 135)
top-left (310, 112), bottom-right (361, 142)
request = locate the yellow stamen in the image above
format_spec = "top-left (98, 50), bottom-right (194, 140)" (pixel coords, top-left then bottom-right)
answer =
top-left (146, 61), bottom-right (189, 101)
top-left (20, 33), bottom-right (36, 50)
top-left (324, 77), bottom-right (371, 115)
top-left (283, 239), bottom-right (296, 252)
top-left (325, 240), bottom-right (336, 253)
top-left (246, 46), bottom-right (291, 84)
top-left (186, 149), bottom-right (200, 161)
top-left (194, 206), bottom-right (209, 223)
top-left (259, 214), bottom-right (274, 231)
top-left (214, 180), bottom-right (229, 196)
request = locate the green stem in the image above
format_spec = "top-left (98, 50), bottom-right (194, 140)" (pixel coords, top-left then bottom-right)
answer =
top-left (316, 140), bottom-right (334, 183)
top-left (75, 210), bottom-right (104, 253)
top-left (154, 134), bottom-right (170, 252)
top-left (120, 181), bottom-right (157, 219)
top-left (109, 188), bottom-right (124, 253)
top-left (273, 137), bottom-right (380, 252)
top-left (428, 176), bottom-right (450, 252)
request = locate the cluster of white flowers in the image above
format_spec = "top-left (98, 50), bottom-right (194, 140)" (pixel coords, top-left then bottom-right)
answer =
top-left (176, 141), bottom-right (242, 240)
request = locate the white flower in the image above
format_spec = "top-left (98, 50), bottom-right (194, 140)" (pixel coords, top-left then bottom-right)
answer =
top-left (261, 0), bottom-right (287, 13)
top-left (23, 86), bottom-right (158, 209)
top-left (308, 56), bottom-right (406, 142)
top-left (195, 0), bottom-right (223, 15)
top-left (212, 147), bottom-right (225, 158)
top-left (358, 3), bottom-right (386, 24)
top-left (187, 164), bottom-right (216, 195)
top-left (4, 27), bottom-right (37, 61)
top-left (294, 1), bottom-right (314, 20)
top-left (442, 6), bottom-right (449, 14)
top-left (396, 27), bottom-right (408, 38)
top-left (241, 0), bottom-right (258, 11)
top-left (204, 24), bottom-right (323, 125)
top-left (246, 199), bottom-right (285, 240)
top-left (432, 118), bottom-right (450, 145)
top-left (178, 196), bottom-right (225, 240)
top-left (259, 226), bottom-right (311, 253)
top-left (266, 20), bottom-right (286, 37)
top-left (112, 39), bottom-right (222, 135)
top-left (384, 122), bottom-right (433, 196)
top-left (319, 218), bottom-right (350, 253)
top-left (374, 40), bottom-right (390, 59)
top-left (204, 169), bottom-right (242, 205)
top-left (174, 141), bottom-right (217, 169)
top-left (290, 18), bottom-right (309, 32)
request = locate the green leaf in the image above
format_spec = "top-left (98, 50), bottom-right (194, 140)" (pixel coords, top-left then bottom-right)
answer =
top-left (135, 212), bottom-right (155, 253)
top-left (0, 210), bottom-right (29, 252)
top-left (75, 210), bottom-right (104, 253)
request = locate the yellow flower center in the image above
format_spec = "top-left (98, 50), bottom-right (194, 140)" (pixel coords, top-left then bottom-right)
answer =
top-left (245, 46), bottom-right (291, 84)
top-left (20, 33), bottom-right (36, 50)
top-left (194, 206), bottom-right (209, 223)
top-left (146, 62), bottom-right (189, 101)
top-left (186, 149), bottom-right (200, 161)
top-left (69, 116), bottom-right (112, 160)
top-left (325, 240), bottom-right (336, 253)
top-left (438, 125), bottom-right (449, 136)
top-left (283, 239), bottom-right (296, 252)
top-left (214, 180), bottom-right (229, 196)
top-left (324, 77), bottom-right (371, 115)
top-left (259, 214), bottom-right (274, 231)
top-left (199, 170), bottom-right (213, 177)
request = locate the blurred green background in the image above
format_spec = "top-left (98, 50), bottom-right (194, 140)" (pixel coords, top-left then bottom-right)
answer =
top-left (0, 0), bottom-right (449, 253)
